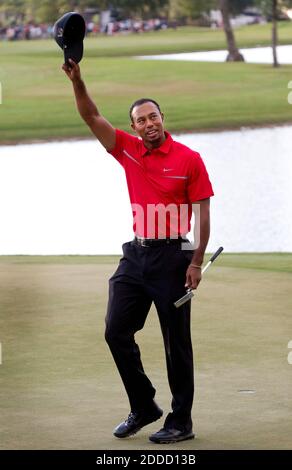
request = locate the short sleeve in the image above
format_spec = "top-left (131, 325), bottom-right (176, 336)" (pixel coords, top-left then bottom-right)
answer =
top-left (107, 129), bottom-right (138, 167)
top-left (107, 129), bottom-right (126, 166)
top-left (187, 152), bottom-right (214, 202)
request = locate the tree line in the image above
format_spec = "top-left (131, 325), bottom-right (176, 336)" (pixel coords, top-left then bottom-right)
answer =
top-left (0, 0), bottom-right (270, 24)
top-left (2, 1), bottom-right (169, 24)
top-left (1, 1), bottom-right (292, 25)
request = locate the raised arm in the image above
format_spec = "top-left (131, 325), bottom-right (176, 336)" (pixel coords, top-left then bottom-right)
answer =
top-left (62, 59), bottom-right (116, 151)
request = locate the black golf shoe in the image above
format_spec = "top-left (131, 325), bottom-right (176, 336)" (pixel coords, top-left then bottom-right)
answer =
top-left (113, 403), bottom-right (163, 438)
top-left (149, 427), bottom-right (195, 444)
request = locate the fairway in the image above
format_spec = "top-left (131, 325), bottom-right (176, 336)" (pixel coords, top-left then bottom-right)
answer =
top-left (0, 254), bottom-right (291, 450)
top-left (1, 24), bottom-right (292, 144)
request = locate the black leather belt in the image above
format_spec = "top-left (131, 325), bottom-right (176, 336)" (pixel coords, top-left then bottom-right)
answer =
top-left (134, 236), bottom-right (187, 247)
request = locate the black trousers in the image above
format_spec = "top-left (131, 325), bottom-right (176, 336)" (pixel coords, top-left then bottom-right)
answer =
top-left (105, 240), bottom-right (194, 432)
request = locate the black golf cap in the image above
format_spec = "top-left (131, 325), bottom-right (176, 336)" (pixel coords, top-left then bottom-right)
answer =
top-left (54, 12), bottom-right (86, 64)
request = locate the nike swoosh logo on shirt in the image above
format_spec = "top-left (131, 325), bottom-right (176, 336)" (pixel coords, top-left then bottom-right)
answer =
top-left (163, 168), bottom-right (174, 172)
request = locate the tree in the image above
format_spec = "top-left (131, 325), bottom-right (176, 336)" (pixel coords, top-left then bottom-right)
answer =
top-left (229, 0), bottom-right (255, 14)
top-left (0, 0), bottom-right (26, 24)
top-left (255, 0), bottom-right (292, 67)
top-left (173, 0), bottom-right (216, 21)
top-left (271, 0), bottom-right (279, 67)
top-left (94, 0), bottom-right (169, 19)
top-left (218, 0), bottom-right (245, 61)
top-left (255, 0), bottom-right (279, 67)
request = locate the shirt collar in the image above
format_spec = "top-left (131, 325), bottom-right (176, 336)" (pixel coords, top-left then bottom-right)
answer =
top-left (140, 131), bottom-right (173, 157)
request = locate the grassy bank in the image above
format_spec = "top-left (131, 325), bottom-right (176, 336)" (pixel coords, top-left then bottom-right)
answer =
top-left (0, 253), bottom-right (291, 450)
top-left (1, 24), bottom-right (292, 144)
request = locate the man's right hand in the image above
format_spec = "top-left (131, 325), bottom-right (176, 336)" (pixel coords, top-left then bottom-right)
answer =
top-left (62, 59), bottom-right (81, 82)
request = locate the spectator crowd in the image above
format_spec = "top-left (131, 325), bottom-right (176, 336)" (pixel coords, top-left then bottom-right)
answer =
top-left (0, 17), bottom-right (174, 41)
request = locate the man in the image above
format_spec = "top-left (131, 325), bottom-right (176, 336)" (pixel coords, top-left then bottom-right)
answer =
top-left (63, 59), bottom-right (214, 444)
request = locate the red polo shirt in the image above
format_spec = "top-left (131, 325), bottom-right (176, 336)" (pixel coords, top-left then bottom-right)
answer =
top-left (108, 129), bottom-right (214, 238)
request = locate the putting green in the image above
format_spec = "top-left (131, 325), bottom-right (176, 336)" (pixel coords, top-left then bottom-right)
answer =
top-left (0, 254), bottom-right (291, 449)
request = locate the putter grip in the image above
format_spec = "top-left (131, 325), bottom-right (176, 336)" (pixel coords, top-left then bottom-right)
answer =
top-left (210, 246), bottom-right (224, 263)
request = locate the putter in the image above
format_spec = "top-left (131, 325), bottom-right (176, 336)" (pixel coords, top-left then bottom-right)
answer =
top-left (174, 246), bottom-right (224, 308)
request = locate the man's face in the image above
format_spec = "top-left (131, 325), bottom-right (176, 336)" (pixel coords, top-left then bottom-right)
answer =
top-left (131, 102), bottom-right (165, 148)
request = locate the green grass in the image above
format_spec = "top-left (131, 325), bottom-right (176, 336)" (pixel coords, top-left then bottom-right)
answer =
top-left (0, 254), bottom-right (291, 450)
top-left (0, 252), bottom-right (292, 272)
top-left (1, 24), bottom-right (292, 144)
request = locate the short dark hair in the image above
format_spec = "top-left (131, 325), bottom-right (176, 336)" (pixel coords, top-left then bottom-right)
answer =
top-left (129, 98), bottom-right (161, 122)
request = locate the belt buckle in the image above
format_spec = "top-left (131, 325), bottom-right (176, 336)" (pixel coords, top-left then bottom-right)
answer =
top-left (138, 238), bottom-right (148, 247)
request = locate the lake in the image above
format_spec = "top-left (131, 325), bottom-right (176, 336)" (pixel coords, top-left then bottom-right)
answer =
top-left (137, 45), bottom-right (292, 64)
top-left (0, 125), bottom-right (291, 254)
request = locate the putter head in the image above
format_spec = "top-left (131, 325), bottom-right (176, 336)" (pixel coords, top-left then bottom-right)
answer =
top-left (174, 289), bottom-right (194, 308)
